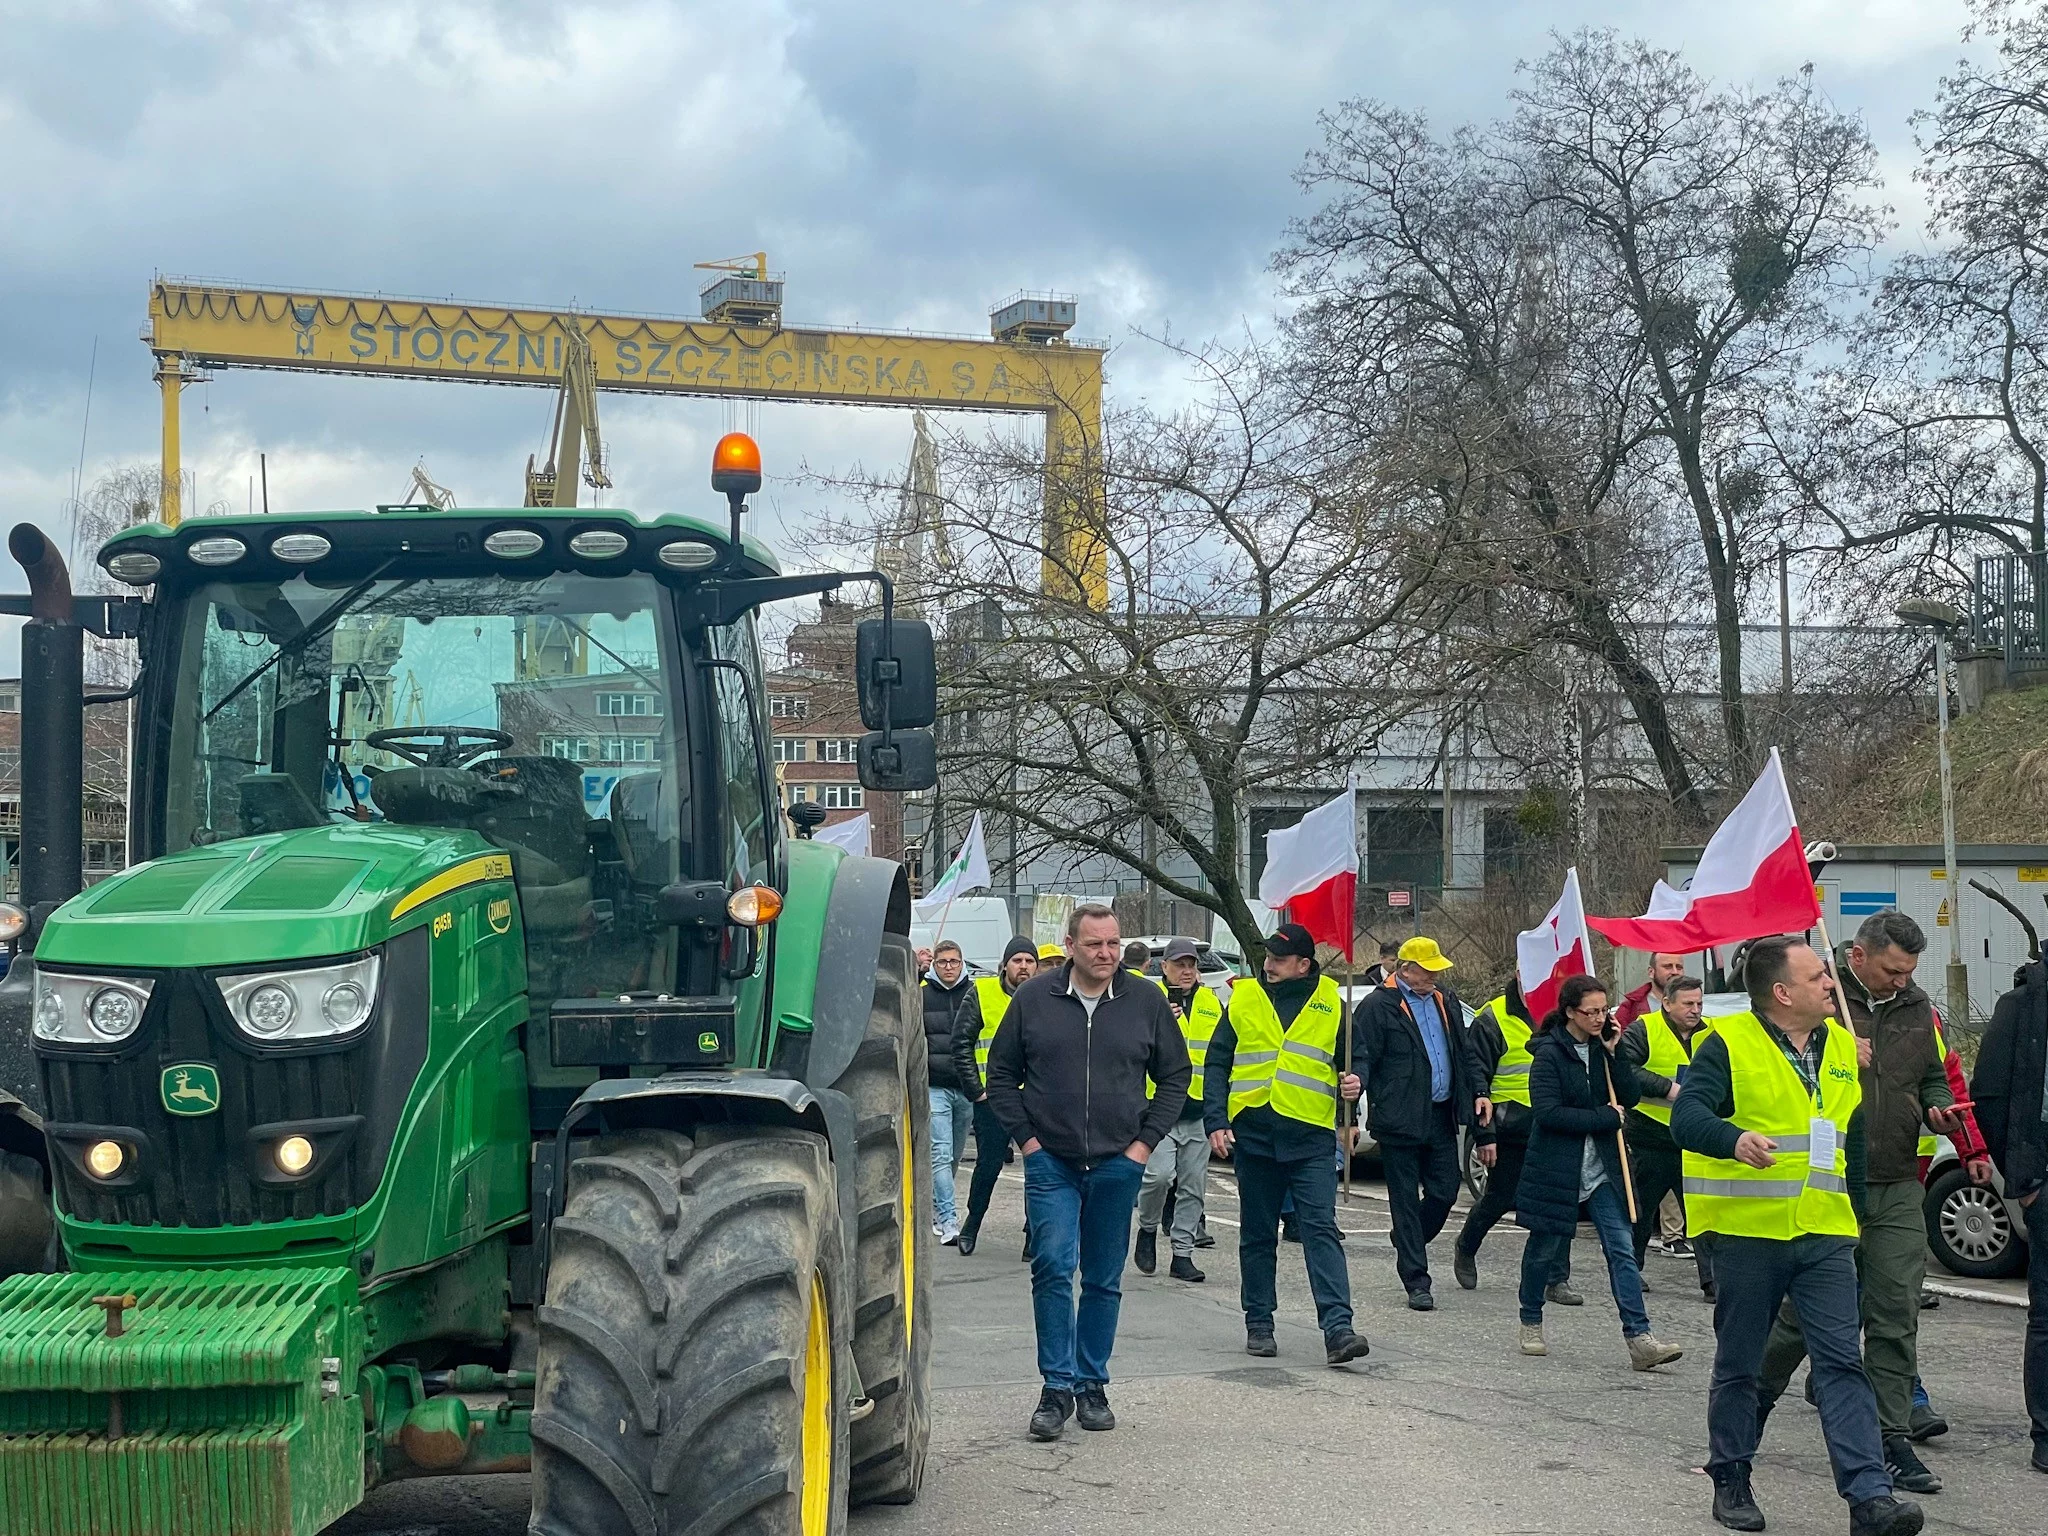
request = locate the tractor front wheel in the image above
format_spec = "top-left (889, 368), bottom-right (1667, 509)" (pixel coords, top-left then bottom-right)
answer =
top-left (531, 1125), bottom-right (849, 1536)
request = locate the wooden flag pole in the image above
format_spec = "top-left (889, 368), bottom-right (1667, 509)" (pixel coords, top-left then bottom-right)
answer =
top-left (1340, 954), bottom-right (1354, 1205)
top-left (1604, 1042), bottom-right (1640, 1226)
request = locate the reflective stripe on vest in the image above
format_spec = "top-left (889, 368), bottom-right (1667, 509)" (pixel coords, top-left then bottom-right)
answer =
top-left (1635, 1010), bottom-right (1700, 1126)
top-left (1146, 979), bottom-right (1222, 1105)
top-left (1483, 996), bottom-right (1533, 1107)
top-left (1227, 975), bottom-right (1343, 1130)
top-left (972, 976), bottom-right (1012, 1073)
top-left (1681, 1012), bottom-right (1862, 1241)
top-left (1918, 1022), bottom-right (1951, 1158)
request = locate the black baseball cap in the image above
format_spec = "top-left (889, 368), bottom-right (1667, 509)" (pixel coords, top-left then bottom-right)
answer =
top-left (1265, 922), bottom-right (1317, 959)
top-left (1162, 937), bottom-right (1199, 962)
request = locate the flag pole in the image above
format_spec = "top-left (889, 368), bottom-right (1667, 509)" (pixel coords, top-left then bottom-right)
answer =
top-left (1340, 949), bottom-right (1354, 1206)
top-left (1604, 1044), bottom-right (1639, 1226)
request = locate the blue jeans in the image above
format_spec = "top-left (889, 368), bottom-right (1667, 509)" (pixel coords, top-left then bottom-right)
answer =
top-left (1519, 1179), bottom-right (1651, 1336)
top-left (1023, 1148), bottom-right (1146, 1392)
top-left (1709, 1234), bottom-right (1889, 1504)
top-left (928, 1086), bottom-right (973, 1226)
top-left (1237, 1145), bottom-right (1354, 1339)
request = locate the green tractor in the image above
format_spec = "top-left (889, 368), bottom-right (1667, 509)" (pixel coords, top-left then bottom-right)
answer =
top-left (0, 432), bottom-right (939, 1535)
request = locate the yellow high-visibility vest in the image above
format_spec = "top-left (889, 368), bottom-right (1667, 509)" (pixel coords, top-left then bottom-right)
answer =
top-left (1482, 996), bottom-right (1533, 1107)
top-left (1918, 1021), bottom-right (1952, 1159)
top-left (972, 976), bottom-right (1013, 1075)
top-left (1683, 1012), bottom-right (1861, 1241)
top-left (1147, 979), bottom-right (1222, 1105)
top-left (1227, 976), bottom-right (1343, 1130)
top-left (1636, 1009), bottom-right (1707, 1127)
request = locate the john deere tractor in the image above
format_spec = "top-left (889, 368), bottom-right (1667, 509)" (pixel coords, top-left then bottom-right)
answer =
top-left (0, 433), bottom-right (938, 1535)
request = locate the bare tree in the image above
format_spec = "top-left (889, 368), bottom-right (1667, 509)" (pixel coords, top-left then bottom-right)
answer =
top-left (815, 338), bottom-right (1472, 955)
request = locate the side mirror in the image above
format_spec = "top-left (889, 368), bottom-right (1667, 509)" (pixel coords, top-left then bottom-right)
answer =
top-left (858, 729), bottom-right (938, 792)
top-left (857, 618), bottom-right (936, 730)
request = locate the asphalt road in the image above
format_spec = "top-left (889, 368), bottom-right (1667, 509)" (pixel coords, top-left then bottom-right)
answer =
top-left (334, 1161), bottom-right (2041, 1536)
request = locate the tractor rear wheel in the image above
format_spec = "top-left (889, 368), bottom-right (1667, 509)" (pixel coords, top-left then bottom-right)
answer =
top-left (531, 1125), bottom-right (849, 1536)
top-left (841, 933), bottom-right (933, 1505)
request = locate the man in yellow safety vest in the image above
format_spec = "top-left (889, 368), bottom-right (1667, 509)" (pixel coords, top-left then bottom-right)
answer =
top-left (1203, 922), bottom-right (1369, 1365)
top-left (956, 936), bottom-right (1040, 1256)
top-left (1618, 973), bottom-right (1716, 1300)
top-left (1134, 937), bottom-right (1222, 1282)
top-left (1671, 936), bottom-right (1924, 1536)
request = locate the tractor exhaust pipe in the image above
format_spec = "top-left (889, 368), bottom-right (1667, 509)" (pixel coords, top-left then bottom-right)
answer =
top-left (10, 524), bottom-right (83, 938)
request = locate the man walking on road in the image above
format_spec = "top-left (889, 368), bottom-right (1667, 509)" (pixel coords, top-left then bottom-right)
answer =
top-left (957, 936), bottom-right (1038, 1256)
top-left (922, 939), bottom-right (981, 1245)
top-left (1202, 922), bottom-right (1369, 1364)
top-left (1136, 937), bottom-right (1219, 1283)
top-left (1970, 950), bottom-right (2048, 1474)
top-left (1671, 936), bottom-right (1923, 1536)
top-left (1356, 935), bottom-right (1483, 1310)
top-left (1618, 973), bottom-right (1716, 1299)
top-left (1452, 980), bottom-right (1569, 1299)
top-left (985, 904), bottom-right (1190, 1441)
top-left (1754, 913), bottom-right (1970, 1497)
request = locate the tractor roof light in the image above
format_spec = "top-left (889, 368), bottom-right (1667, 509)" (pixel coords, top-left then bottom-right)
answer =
top-left (104, 551), bottom-right (162, 585)
top-left (567, 528), bottom-right (630, 559)
top-left (270, 532), bottom-right (332, 564)
top-left (711, 432), bottom-right (763, 497)
top-left (727, 885), bottom-right (783, 927)
top-left (187, 536), bottom-right (248, 567)
top-left (657, 539), bottom-right (719, 571)
top-left (483, 528), bottom-right (546, 559)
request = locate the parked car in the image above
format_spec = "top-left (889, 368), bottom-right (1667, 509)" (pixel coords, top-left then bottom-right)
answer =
top-left (1923, 1140), bottom-right (2029, 1279)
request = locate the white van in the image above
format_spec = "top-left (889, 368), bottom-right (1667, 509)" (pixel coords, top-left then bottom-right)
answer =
top-left (910, 896), bottom-right (1019, 975)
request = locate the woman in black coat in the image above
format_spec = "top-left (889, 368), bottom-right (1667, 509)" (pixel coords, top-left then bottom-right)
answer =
top-left (1514, 974), bottom-right (1682, 1371)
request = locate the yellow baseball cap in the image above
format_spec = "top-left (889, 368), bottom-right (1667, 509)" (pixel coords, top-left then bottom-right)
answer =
top-left (1398, 936), bottom-right (1454, 972)
top-left (1038, 942), bottom-right (1064, 960)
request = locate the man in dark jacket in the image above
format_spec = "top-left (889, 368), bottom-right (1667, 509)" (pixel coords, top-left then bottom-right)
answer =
top-left (956, 936), bottom-right (1038, 1256)
top-left (1202, 922), bottom-right (1369, 1365)
top-left (1618, 972), bottom-right (1716, 1298)
top-left (985, 904), bottom-right (1190, 1441)
top-left (1616, 951), bottom-right (1688, 1028)
top-left (1453, 980), bottom-right (1570, 1299)
top-left (1971, 956), bottom-right (2048, 1474)
top-left (1355, 935), bottom-right (1484, 1309)
top-left (921, 939), bottom-right (981, 1246)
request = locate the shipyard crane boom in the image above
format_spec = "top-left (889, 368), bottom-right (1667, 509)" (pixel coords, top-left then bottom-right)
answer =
top-left (525, 326), bottom-right (610, 508)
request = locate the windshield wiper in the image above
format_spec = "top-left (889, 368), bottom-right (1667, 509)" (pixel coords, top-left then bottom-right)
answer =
top-left (203, 560), bottom-right (400, 725)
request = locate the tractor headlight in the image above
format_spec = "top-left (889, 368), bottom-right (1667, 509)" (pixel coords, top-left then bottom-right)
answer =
top-left (32, 971), bottom-right (154, 1045)
top-left (220, 953), bottom-right (382, 1044)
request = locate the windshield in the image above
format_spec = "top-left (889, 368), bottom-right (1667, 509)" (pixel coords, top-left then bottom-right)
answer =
top-left (163, 569), bottom-right (688, 1000)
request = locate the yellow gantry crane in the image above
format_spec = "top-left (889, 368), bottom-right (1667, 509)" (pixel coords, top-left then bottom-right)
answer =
top-left (143, 271), bottom-right (1109, 602)
top-left (523, 326), bottom-right (610, 508)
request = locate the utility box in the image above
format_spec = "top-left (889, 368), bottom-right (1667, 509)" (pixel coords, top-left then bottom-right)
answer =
top-left (1659, 841), bottom-right (2048, 1024)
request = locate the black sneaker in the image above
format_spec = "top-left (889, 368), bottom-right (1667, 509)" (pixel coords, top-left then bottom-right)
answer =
top-left (1907, 1403), bottom-right (1947, 1441)
top-left (1134, 1226), bottom-right (1157, 1275)
top-left (1325, 1329), bottom-right (1370, 1365)
top-left (1453, 1247), bottom-right (1478, 1290)
top-left (1546, 1282), bottom-right (1584, 1307)
top-left (1884, 1434), bottom-right (1942, 1494)
top-left (1710, 1465), bottom-right (1765, 1531)
top-left (1281, 1216), bottom-right (1301, 1243)
top-left (1246, 1331), bottom-right (1277, 1358)
top-left (1169, 1255), bottom-right (1205, 1282)
top-left (1804, 1371), bottom-right (1819, 1407)
top-left (1028, 1388), bottom-right (1073, 1441)
top-left (1406, 1288), bottom-right (1436, 1312)
top-left (1193, 1222), bottom-right (1216, 1249)
top-left (1849, 1493), bottom-right (1925, 1536)
top-left (1074, 1387), bottom-right (1115, 1431)
top-left (2032, 1443), bottom-right (2048, 1473)
top-left (1665, 1236), bottom-right (1695, 1257)
top-left (956, 1224), bottom-right (978, 1256)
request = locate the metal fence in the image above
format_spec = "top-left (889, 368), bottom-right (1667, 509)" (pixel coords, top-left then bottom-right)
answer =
top-left (1974, 551), bottom-right (2048, 673)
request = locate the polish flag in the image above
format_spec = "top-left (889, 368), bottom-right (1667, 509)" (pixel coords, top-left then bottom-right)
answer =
top-left (1589, 748), bottom-right (1820, 952)
top-left (1517, 867), bottom-right (1593, 1023)
top-left (1259, 779), bottom-right (1359, 961)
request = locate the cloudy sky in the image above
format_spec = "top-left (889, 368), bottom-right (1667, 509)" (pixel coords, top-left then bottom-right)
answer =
top-left (0, 0), bottom-right (1982, 659)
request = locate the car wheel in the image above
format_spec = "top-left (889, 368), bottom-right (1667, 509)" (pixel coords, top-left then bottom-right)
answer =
top-left (1924, 1165), bottom-right (2026, 1280)
top-left (1460, 1127), bottom-right (1489, 1203)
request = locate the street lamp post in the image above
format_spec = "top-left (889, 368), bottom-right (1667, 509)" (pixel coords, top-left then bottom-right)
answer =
top-left (1896, 598), bottom-right (1970, 1025)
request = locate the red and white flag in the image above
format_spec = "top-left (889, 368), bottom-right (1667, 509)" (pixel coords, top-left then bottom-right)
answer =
top-left (1589, 748), bottom-right (1819, 952)
top-left (1259, 779), bottom-right (1358, 961)
top-left (1517, 867), bottom-right (1593, 1023)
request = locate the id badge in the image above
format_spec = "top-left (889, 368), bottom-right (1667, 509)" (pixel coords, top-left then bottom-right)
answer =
top-left (1809, 1116), bottom-right (1837, 1173)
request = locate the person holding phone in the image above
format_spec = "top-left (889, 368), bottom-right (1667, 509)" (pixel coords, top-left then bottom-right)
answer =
top-left (1513, 974), bottom-right (1683, 1371)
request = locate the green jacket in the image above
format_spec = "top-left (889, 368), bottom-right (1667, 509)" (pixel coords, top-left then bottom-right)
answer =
top-left (1834, 945), bottom-right (1953, 1186)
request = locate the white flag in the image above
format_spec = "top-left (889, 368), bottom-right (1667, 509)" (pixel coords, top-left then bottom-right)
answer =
top-left (814, 813), bottom-right (871, 857)
top-left (912, 811), bottom-right (992, 921)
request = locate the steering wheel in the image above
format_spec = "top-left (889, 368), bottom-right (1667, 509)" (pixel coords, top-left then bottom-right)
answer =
top-left (365, 726), bottom-right (515, 770)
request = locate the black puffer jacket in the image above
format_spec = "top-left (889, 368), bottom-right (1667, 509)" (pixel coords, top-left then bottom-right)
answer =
top-left (1516, 1024), bottom-right (1639, 1236)
top-left (1974, 959), bottom-right (2048, 1202)
top-left (920, 974), bottom-right (980, 1094)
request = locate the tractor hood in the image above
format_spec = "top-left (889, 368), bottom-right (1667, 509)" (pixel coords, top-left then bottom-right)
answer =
top-left (34, 824), bottom-right (509, 970)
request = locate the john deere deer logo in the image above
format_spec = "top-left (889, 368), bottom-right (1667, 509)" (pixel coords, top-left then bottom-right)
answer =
top-left (161, 1063), bottom-right (221, 1117)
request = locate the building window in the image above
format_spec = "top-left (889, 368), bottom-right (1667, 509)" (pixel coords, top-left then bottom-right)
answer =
top-left (597, 692), bottom-right (657, 717)
top-left (787, 784), bottom-right (811, 803)
top-left (544, 736), bottom-right (598, 762)
top-left (772, 737), bottom-right (809, 763)
top-left (770, 693), bottom-right (810, 720)
top-left (599, 736), bottom-right (656, 763)
top-left (817, 737), bottom-right (862, 763)
top-left (822, 783), bottom-right (864, 809)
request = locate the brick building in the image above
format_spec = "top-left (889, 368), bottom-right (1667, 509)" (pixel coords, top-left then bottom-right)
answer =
top-left (0, 679), bottom-right (132, 895)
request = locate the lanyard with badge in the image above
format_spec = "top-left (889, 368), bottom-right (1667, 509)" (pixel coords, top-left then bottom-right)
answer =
top-left (1785, 1029), bottom-right (1836, 1176)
